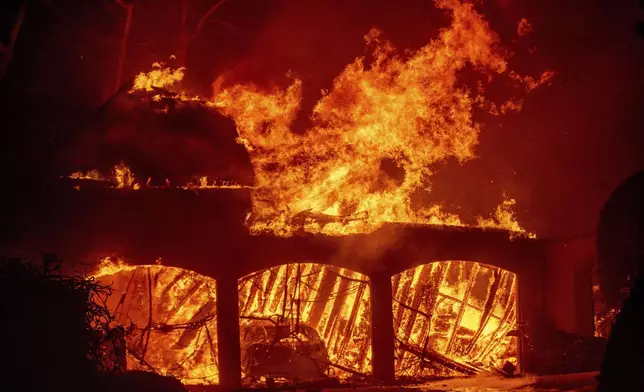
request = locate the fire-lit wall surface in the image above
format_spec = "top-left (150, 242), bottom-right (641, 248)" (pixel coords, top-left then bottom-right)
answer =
top-left (96, 264), bottom-right (219, 384)
top-left (544, 236), bottom-right (595, 337)
top-left (393, 261), bottom-right (517, 378)
top-left (238, 263), bottom-right (371, 382)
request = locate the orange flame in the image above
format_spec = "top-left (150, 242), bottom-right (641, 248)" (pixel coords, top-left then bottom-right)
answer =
top-left (131, 62), bottom-right (185, 92)
top-left (394, 261), bottom-right (518, 377)
top-left (68, 169), bottom-right (102, 181)
top-left (68, 166), bottom-right (247, 191)
top-left (213, 0), bottom-right (551, 237)
top-left (94, 258), bottom-right (219, 385)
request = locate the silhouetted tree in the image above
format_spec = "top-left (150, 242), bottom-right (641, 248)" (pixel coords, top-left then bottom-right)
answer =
top-left (0, 256), bottom-right (112, 391)
top-left (177, 0), bottom-right (236, 66)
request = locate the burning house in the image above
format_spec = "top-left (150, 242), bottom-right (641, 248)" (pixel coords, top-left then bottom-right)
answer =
top-left (2, 0), bottom-right (627, 389)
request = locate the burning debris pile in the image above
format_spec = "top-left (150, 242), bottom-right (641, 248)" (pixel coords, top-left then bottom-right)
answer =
top-left (393, 262), bottom-right (517, 378)
top-left (94, 260), bottom-right (220, 385)
top-left (94, 258), bottom-right (520, 386)
top-left (238, 263), bottom-right (372, 381)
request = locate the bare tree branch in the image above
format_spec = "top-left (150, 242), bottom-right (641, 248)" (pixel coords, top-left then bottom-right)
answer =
top-left (0, 1), bottom-right (28, 80)
top-left (195, 0), bottom-right (228, 34)
top-left (114, 1), bottom-right (133, 93)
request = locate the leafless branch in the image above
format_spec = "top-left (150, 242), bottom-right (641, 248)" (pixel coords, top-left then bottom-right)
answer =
top-left (114, 0), bottom-right (133, 93)
top-left (195, 0), bottom-right (228, 33)
top-left (0, 1), bottom-right (28, 80)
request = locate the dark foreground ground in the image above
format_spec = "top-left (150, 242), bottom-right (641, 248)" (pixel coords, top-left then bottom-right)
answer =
top-left (186, 372), bottom-right (598, 392)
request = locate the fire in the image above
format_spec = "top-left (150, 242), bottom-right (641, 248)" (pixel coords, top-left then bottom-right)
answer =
top-left (85, 0), bottom-right (549, 237)
top-left (67, 162), bottom-right (140, 189)
top-left (131, 62), bottom-right (185, 92)
top-left (393, 262), bottom-right (518, 377)
top-left (83, 0), bottom-right (553, 384)
top-left (68, 164), bottom-right (247, 190)
top-left (181, 176), bottom-right (248, 190)
top-left (114, 162), bottom-right (139, 189)
top-left (93, 257), bottom-right (136, 277)
top-left (94, 258), bottom-right (219, 385)
top-left (238, 263), bottom-right (371, 379)
top-left (69, 169), bottom-right (102, 181)
top-left (211, 0), bottom-right (551, 237)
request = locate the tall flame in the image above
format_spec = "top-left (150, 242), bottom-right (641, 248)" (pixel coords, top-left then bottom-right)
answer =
top-left (212, 0), bottom-right (550, 236)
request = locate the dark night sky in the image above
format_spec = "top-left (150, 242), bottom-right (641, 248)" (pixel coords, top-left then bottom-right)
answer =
top-left (1, 0), bottom-right (643, 239)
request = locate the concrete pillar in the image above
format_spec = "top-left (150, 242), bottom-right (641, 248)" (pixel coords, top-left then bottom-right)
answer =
top-left (215, 276), bottom-right (242, 389)
top-left (517, 260), bottom-right (547, 374)
top-left (369, 271), bottom-right (395, 383)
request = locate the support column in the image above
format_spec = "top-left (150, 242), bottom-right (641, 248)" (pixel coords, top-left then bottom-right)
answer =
top-left (216, 276), bottom-right (241, 389)
top-left (370, 271), bottom-right (395, 384)
top-left (517, 260), bottom-right (546, 374)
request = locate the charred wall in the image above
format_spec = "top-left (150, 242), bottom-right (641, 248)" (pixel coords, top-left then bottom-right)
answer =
top-left (1, 181), bottom-right (252, 278)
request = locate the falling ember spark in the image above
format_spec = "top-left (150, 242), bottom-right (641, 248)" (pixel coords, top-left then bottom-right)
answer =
top-left (213, 0), bottom-right (552, 237)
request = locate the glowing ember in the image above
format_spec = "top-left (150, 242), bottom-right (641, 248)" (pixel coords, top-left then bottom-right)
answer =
top-left (393, 262), bottom-right (517, 377)
top-left (94, 258), bottom-right (219, 385)
top-left (68, 169), bottom-right (102, 181)
top-left (238, 263), bottom-right (371, 380)
top-left (68, 165), bottom-right (247, 191)
top-left (181, 176), bottom-right (249, 190)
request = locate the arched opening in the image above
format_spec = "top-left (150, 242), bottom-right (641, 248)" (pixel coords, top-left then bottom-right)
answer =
top-left (392, 261), bottom-right (518, 378)
top-left (238, 263), bottom-right (371, 384)
top-left (95, 262), bottom-right (219, 385)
